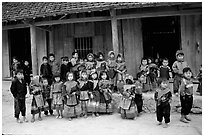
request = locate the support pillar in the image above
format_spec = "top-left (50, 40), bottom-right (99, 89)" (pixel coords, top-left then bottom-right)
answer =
top-left (30, 25), bottom-right (38, 76)
top-left (110, 9), bottom-right (119, 55)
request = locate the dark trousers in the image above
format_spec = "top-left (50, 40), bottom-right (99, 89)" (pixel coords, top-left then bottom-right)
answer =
top-left (180, 95), bottom-right (193, 115)
top-left (14, 98), bottom-right (26, 119)
top-left (44, 99), bottom-right (53, 115)
top-left (156, 103), bottom-right (170, 123)
top-left (135, 94), bottom-right (143, 113)
top-left (173, 74), bottom-right (182, 93)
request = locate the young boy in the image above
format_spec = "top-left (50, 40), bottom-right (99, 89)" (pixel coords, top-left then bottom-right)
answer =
top-left (10, 69), bottom-right (28, 123)
top-left (134, 72), bottom-right (145, 116)
top-left (179, 67), bottom-right (194, 123)
top-left (23, 60), bottom-right (32, 85)
top-left (49, 53), bottom-right (60, 76)
top-left (11, 56), bottom-right (21, 78)
top-left (172, 50), bottom-right (188, 95)
top-left (158, 58), bottom-right (172, 80)
top-left (40, 56), bottom-right (53, 85)
top-left (154, 79), bottom-right (172, 128)
top-left (60, 56), bottom-right (72, 82)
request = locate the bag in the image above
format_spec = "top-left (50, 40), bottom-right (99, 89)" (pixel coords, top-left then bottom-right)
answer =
top-left (34, 94), bottom-right (44, 107)
top-left (121, 105), bottom-right (137, 119)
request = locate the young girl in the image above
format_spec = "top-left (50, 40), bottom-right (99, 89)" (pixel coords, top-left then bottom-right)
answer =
top-left (88, 72), bottom-right (100, 117)
top-left (51, 73), bottom-right (64, 119)
top-left (96, 52), bottom-right (107, 75)
top-left (99, 71), bottom-right (113, 114)
top-left (106, 51), bottom-right (117, 92)
top-left (63, 72), bottom-right (81, 121)
top-left (30, 76), bottom-right (44, 123)
top-left (23, 60), bottom-right (32, 85)
top-left (119, 75), bottom-right (137, 119)
top-left (85, 53), bottom-right (97, 76)
top-left (154, 79), bottom-right (172, 128)
top-left (78, 70), bottom-right (90, 118)
top-left (179, 67), bottom-right (193, 123)
top-left (116, 53), bottom-right (127, 82)
top-left (139, 58), bottom-right (151, 92)
top-left (41, 78), bottom-right (53, 116)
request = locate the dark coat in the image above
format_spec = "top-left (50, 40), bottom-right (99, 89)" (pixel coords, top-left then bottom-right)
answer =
top-left (10, 78), bottom-right (27, 99)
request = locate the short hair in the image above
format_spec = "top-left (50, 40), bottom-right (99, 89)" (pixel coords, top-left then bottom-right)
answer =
top-left (137, 71), bottom-right (145, 79)
top-left (141, 57), bottom-right (148, 63)
top-left (163, 58), bottom-right (169, 62)
top-left (42, 56), bottom-right (48, 60)
top-left (157, 78), bottom-right (169, 86)
top-left (183, 67), bottom-right (192, 73)
top-left (72, 51), bottom-right (78, 56)
top-left (99, 71), bottom-right (109, 80)
top-left (62, 56), bottom-right (69, 61)
top-left (15, 69), bottom-right (23, 75)
top-left (66, 72), bottom-right (75, 81)
top-left (49, 53), bottom-right (55, 58)
top-left (12, 56), bottom-right (18, 60)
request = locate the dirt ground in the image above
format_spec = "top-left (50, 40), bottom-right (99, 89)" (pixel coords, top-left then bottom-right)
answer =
top-left (2, 81), bottom-right (202, 135)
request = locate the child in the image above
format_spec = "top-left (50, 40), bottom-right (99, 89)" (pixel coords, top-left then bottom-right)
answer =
top-left (106, 51), bottom-right (117, 92)
top-left (60, 56), bottom-right (72, 82)
top-left (88, 72), bottom-right (100, 117)
top-left (158, 58), bottom-right (172, 80)
top-left (40, 56), bottom-right (53, 85)
top-left (119, 75), bottom-right (137, 119)
top-left (11, 56), bottom-right (21, 78)
top-left (63, 72), bottom-right (81, 121)
top-left (85, 53), bottom-right (97, 76)
top-left (154, 79), bottom-right (172, 128)
top-left (98, 71), bottom-right (113, 114)
top-left (96, 52), bottom-right (107, 75)
top-left (30, 76), bottom-right (45, 122)
top-left (10, 69), bottom-right (28, 123)
top-left (49, 53), bottom-right (60, 76)
top-left (70, 51), bottom-right (80, 79)
top-left (41, 78), bottom-right (53, 116)
top-left (148, 57), bottom-right (158, 90)
top-left (134, 72), bottom-right (145, 116)
top-left (179, 67), bottom-right (193, 123)
top-left (78, 70), bottom-right (90, 118)
top-left (51, 73), bottom-right (64, 119)
top-left (172, 50), bottom-right (188, 95)
top-left (23, 60), bottom-right (32, 85)
top-left (196, 65), bottom-right (202, 96)
top-left (116, 53), bottom-right (127, 82)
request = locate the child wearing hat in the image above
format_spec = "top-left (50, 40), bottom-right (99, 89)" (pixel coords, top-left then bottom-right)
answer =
top-left (172, 50), bottom-right (188, 95)
top-left (85, 53), bottom-right (97, 76)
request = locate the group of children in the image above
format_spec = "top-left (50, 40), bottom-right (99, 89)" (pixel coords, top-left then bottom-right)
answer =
top-left (10, 50), bottom-right (200, 128)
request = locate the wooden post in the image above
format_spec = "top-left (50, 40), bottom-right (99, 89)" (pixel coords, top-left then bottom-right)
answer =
top-left (110, 9), bottom-right (119, 55)
top-left (30, 25), bottom-right (38, 76)
top-left (49, 30), bottom-right (54, 54)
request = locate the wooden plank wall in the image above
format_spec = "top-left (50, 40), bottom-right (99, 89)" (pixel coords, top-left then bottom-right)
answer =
top-left (180, 15), bottom-right (202, 75)
top-left (2, 30), bottom-right (10, 77)
top-left (122, 18), bottom-right (143, 77)
top-left (36, 28), bottom-right (47, 75)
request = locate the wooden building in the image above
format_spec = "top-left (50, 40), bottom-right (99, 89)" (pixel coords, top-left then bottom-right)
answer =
top-left (2, 2), bottom-right (202, 78)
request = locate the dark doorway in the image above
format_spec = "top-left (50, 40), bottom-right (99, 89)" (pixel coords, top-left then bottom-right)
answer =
top-left (8, 28), bottom-right (32, 69)
top-left (142, 16), bottom-right (181, 66)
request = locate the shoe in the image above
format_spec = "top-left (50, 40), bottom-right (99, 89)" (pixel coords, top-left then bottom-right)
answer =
top-left (163, 123), bottom-right (169, 128)
top-left (16, 118), bottom-right (23, 123)
top-left (31, 118), bottom-right (35, 123)
top-left (180, 117), bottom-right (189, 123)
top-left (59, 116), bottom-right (63, 119)
top-left (157, 122), bottom-right (162, 125)
top-left (56, 115), bottom-right (59, 119)
top-left (84, 114), bottom-right (88, 118)
top-left (95, 113), bottom-right (99, 117)
top-left (68, 118), bottom-right (72, 121)
top-left (92, 113), bottom-right (95, 117)
top-left (38, 117), bottom-right (42, 121)
top-left (23, 117), bottom-right (28, 122)
top-left (185, 115), bottom-right (191, 121)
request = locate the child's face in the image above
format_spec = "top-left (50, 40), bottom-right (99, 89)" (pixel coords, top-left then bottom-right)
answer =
top-left (43, 79), bottom-right (48, 86)
top-left (161, 81), bottom-right (168, 89)
top-left (64, 60), bottom-right (68, 65)
top-left (138, 75), bottom-right (146, 83)
top-left (142, 60), bottom-right (147, 65)
top-left (177, 54), bottom-right (184, 60)
top-left (73, 53), bottom-right (78, 58)
top-left (43, 59), bottom-right (48, 64)
top-left (99, 55), bottom-right (103, 60)
top-left (81, 72), bottom-right (88, 79)
top-left (55, 77), bottom-right (60, 82)
top-left (24, 61), bottom-right (29, 66)
top-left (110, 53), bottom-right (115, 58)
top-left (13, 58), bottom-right (18, 63)
top-left (49, 56), bottom-right (55, 62)
top-left (88, 56), bottom-right (93, 61)
top-left (101, 73), bottom-right (107, 80)
top-left (148, 59), bottom-right (152, 64)
top-left (68, 73), bottom-right (74, 81)
top-left (184, 71), bottom-right (192, 79)
top-left (16, 73), bottom-right (24, 80)
top-left (91, 73), bottom-right (97, 80)
top-left (162, 60), bottom-right (168, 66)
top-left (117, 57), bottom-right (122, 61)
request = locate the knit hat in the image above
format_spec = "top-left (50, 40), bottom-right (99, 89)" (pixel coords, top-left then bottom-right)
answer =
top-left (176, 50), bottom-right (184, 57)
top-left (87, 53), bottom-right (94, 59)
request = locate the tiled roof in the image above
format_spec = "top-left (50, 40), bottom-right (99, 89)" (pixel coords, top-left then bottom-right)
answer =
top-left (2, 2), bottom-right (185, 22)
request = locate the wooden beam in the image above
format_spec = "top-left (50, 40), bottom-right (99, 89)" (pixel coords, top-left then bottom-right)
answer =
top-left (110, 9), bottom-right (119, 55)
top-left (30, 25), bottom-right (38, 76)
top-left (49, 31), bottom-right (54, 54)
